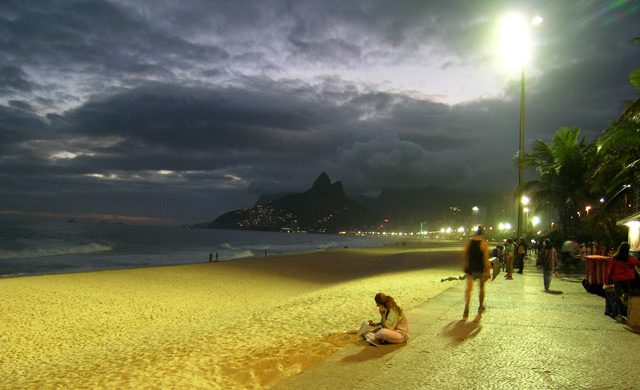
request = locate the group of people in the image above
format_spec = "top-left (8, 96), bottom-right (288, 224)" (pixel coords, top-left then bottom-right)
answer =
top-left (489, 237), bottom-right (527, 280)
top-left (360, 231), bottom-right (638, 346)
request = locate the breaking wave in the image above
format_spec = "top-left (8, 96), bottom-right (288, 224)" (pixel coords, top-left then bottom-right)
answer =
top-left (0, 243), bottom-right (113, 260)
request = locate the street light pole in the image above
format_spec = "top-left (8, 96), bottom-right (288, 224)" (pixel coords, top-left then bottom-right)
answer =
top-left (500, 14), bottom-right (542, 240)
top-left (517, 66), bottom-right (525, 240)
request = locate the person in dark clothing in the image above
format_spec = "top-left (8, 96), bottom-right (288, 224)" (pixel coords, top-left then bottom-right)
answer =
top-left (536, 239), bottom-right (558, 291)
top-left (516, 238), bottom-right (527, 274)
top-left (461, 225), bottom-right (491, 319)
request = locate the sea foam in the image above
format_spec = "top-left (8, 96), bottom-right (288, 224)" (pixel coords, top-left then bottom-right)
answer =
top-left (0, 243), bottom-right (113, 260)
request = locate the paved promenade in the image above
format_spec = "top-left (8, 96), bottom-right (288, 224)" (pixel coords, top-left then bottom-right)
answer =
top-left (275, 256), bottom-right (640, 390)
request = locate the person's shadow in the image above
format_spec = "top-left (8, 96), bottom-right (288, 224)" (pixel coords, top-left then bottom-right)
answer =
top-left (442, 317), bottom-right (482, 344)
top-left (545, 290), bottom-right (563, 295)
top-left (341, 341), bottom-right (404, 362)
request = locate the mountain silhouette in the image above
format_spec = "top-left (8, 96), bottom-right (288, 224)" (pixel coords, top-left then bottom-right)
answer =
top-left (208, 172), bottom-right (379, 232)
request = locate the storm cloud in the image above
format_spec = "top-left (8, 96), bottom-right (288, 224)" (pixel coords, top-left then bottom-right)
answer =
top-left (1, 0), bottom-right (638, 225)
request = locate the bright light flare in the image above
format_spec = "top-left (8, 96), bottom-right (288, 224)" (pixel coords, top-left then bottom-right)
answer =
top-left (499, 14), bottom-right (542, 69)
top-left (500, 14), bottom-right (530, 68)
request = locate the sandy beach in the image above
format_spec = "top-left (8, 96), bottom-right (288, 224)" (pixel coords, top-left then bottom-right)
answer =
top-left (1, 241), bottom-right (465, 389)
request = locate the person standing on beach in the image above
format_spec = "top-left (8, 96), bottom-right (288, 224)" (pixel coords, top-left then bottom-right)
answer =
top-left (536, 239), bottom-right (558, 291)
top-left (359, 293), bottom-right (409, 346)
top-left (461, 226), bottom-right (491, 319)
top-left (504, 239), bottom-right (515, 279)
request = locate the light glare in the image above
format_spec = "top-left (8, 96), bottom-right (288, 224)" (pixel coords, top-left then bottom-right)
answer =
top-left (500, 14), bottom-right (530, 68)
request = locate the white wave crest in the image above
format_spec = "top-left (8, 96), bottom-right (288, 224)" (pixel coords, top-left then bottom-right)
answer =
top-left (227, 249), bottom-right (255, 260)
top-left (314, 242), bottom-right (338, 250)
top-left (0, 243), bottom-right (113, 260)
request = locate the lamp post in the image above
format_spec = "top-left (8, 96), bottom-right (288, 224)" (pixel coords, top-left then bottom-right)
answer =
top-left (521, 195), bottom-right (530, 236)
top-left (500, 14), bottom-right (542, 240)
top-left (517, 65), bottom-right (526, 240)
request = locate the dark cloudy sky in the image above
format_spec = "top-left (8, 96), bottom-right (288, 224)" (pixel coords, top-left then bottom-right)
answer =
top-left (1, 0), bottom-right (639, 226)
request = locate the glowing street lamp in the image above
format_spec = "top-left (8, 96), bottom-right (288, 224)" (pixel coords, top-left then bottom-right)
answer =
top-left (501, 14), bottom-right (543, 240)
top-left (521, 195), bottom-right (531, 234)
top-left (532, 216), bottom-right (540, 227)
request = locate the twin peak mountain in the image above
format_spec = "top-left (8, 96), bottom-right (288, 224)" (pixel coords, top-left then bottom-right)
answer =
top-left (208, 173), bottom-right (376, 233)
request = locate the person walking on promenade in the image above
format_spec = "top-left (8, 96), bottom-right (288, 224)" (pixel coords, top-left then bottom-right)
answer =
top-left (491, 244), bottom-right (504, 272)
top-left (461, 226), bottom-right (491, 319)
top-left (516, 238), bottom-right (526, 274)
top-left (604, 242), bottom-right (640, 322)
top-left (504, 238), bottom-right (515, 279)
top-left (358, 293), bottom-right (409, 346)
top-left (536, 239), bottom-right (558, 291)
top-left (560, 238), bottom-right (581, 274)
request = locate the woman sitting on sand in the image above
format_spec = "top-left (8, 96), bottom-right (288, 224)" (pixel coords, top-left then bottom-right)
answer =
top-left (358, 293), bottom-right (409, 345)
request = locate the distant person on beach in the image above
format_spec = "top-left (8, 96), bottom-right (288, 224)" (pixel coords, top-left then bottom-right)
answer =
top-left (209, 252), bottom-right (213, 262)
top-left (605, 242), bottom-right (640, 322)
top-left (461, 226), bottom-right (491, 319)
top-left (357, 293), bottom-right (409, 346)
top-left (215, 252), bottom-right (219, 262)
top-left (504, 238), bottom-right (515, 279)
top-left (536, 239), bottom-right (558, 291)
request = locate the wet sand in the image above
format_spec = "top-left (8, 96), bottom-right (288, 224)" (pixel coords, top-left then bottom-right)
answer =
top-left (1, 241), bottom-right (465, 389)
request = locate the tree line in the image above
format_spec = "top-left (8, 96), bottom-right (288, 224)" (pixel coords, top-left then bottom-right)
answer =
top-left (518, 37), bottom-right (640, 249)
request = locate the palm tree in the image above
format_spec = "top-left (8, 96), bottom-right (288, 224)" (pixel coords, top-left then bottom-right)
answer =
top-left (593, 37), bottom-right (640, 216)
top-left (518, 127), bottom-right (593, 237)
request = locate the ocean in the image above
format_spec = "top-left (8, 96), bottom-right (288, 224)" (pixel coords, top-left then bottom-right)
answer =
top-left (0, 220), bottom-right (392, 278)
